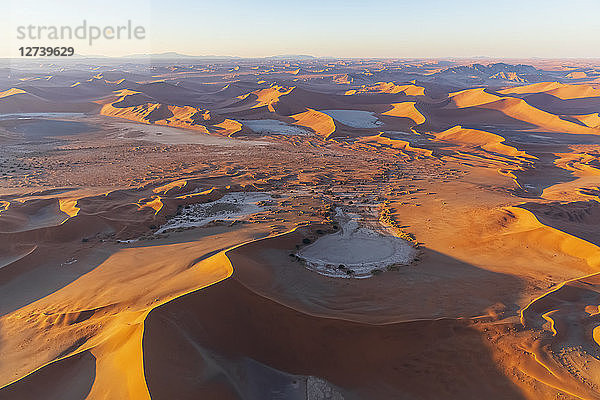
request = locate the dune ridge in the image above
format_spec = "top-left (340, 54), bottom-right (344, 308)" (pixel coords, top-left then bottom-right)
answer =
top-left (100, 91), bottom-right (241, 136)
top-left (382, 102), bottom-right (426, 125)
top-left (499, 82), bottom-right (600, 100)
top-left (289, 108), bottom-right (337, 138)
top-left (345, 82), bottom-right (426, 96)
top-left (435, 125), bottom-right (535, 160)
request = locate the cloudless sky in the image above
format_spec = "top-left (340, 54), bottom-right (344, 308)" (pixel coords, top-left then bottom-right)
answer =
top-left (1, 0), bottom-right (599, 58)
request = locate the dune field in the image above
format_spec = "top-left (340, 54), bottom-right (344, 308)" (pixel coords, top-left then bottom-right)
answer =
top-left (1, 57), bottom-right (600, 399)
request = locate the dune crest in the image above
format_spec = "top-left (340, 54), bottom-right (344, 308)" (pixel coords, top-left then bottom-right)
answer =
top-left (481, 97), bottom-right (600, 134)
top-left (382, 102), bottom-right (426, 125)
top-left (447, 88), bottom-right (501, 108)
top-left (571, 113), bottom-right (600, 128)
top-left (0, 88), bottom-right (27, 98)
top-left (435, 125), bottom-right (534, 159)
top-left (355, 133), bottom-right (433, 158)
top-left (499, 82), bottom-right (600, 100)
top-left (345, 82), bottom-right (425, 96)
top-left (100, 91), bottom-right (241, 136)
top-left (290, 108), bottom-right (337, 138)
top-left (58, 199), bottom-right (80, 218)
top-left (236, 85), bottom-right (295, 112)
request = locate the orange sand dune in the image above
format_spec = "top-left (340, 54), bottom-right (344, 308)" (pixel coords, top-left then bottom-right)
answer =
top-left (571, 113), bottom-right (600, 128)
top-left (212, 119), bottom-right (243, 136)
top-left (100, 91), bottom-right (241, 136)
top-left (566, 71), bottom-right (588, 79)
top-left (345, 82), bottom-right (426, 96)
top-left (153, 179), bottom-right (188, 195)
top-left (58, 199), bottom-right (80, 218)
top-left (0, 179), bottom-right (313, 398)
top-left (233, 85), bottom-right (295, 112)
top-left (520, 269), bottom-right (600, 399)
top-left (446, 87), bottom-right (600, 134)
top-left (505, 206), bottom-right (600, 270)
top-left (382, 102), bottom-right (426, 125)
top-left (101, 102), bottom-right (210, 134)
top-left (447, 88), bottom-right (502, 108)
top-left (6, 59), bottom-right (600, 399)
top-left (289, 108), bottom-right (337, 138)
top-left (499, 82), bottom-right (600, 100)
top-left (541, 150), bottom-right (600, 202)
top-left (0, 88), bottom-right (27, 98)
top-left (553, 151), bottom-right (600, 176)
top-left (481, 97), bottom-right (600, 135)
top-left (0, 244), bottom-right (236, 399)
top-left (435, 125), bottom-right (535, 159)
top-left (498, 82), bottom-right (564, 95)
top-left (0, 198), bottom-right (78, 233)
top-left (355, 134), bottom-right (433, 158)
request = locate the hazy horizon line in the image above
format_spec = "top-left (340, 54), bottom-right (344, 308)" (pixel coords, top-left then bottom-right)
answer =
top-left (3, 51), bottom-right (600, 61)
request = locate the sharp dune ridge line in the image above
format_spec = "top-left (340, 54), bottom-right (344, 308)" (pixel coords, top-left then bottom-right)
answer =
top-left (0, 88), bottom-right (27, 99)
top-left (3, 59), bottom-right (600, 399)
top-left (0, 216), bottom-right (304, 396)
top-left (444, 87), bottom-right (600, 135)
top-left (344, 82), bottom-right (426, 96)
top-left (435, 125), bottom-right (536, 160)
top-left (498, 82), bottom-right (600, 100)
top-left (382, 102), bottom-right (426, 125)
top-left (289, 108), bottom-right (337, 138)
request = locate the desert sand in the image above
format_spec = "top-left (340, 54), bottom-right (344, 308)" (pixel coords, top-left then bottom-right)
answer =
top-left (1, 57), bottom-right (600, 399)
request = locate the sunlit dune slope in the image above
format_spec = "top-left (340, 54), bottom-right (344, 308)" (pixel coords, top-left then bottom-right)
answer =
top-left (289, 108), bottom-right (337, 138)
top-left (345, 82), bottom-right (426, 96)
top-left (499, 82), bottom-right (600, 100)
top-left (447, 88), bottom-right (502, 108)
top-left (571, 113), bottom-right (600, 129)
top-left (435, 125), bottom-right (534, 159)
top-left (100, 90), bottom-right (242, 136)
top-left (382, 102), bottom-right (426, 125)
top-left (444, 88), bottom-right (600, 134)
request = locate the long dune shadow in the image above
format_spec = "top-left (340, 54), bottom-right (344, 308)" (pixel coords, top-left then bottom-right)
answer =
top-left (143, 277), bottom-right (526, 400)
top-left (0, 351), bottom-right (96, 400)
top-left (0, 246), bottom-right (114, 317)
top-left (143, 233), bottom-right (528, 399)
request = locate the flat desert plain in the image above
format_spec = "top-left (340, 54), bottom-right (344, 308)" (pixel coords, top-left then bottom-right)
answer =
top-left (1, 58), bottom-right (600, 399)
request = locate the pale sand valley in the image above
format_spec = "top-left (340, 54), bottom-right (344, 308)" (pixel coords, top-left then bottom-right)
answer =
top-left (1, 57), bottom-right (600, 399)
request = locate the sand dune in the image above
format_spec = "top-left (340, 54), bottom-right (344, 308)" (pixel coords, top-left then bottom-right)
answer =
top-left (572, 113), bottom-right (600, 128)
top-left (447, 88), bottom-right (502, 108)
top-left (345, 82), bottom-right (425, 96)
top-left (4, 58), bottom-right (600, 399)
top-left (382, 102), bottom-right (426, 125)
top-left (100, 91), bottom-right (242, 136)
top-left (443, 87), bottom-right (600, 134)
top-left (0, 88), bottom-right (27, 98)
top-left (499, 82), bottom-right (600, 100)
top-left (520, 270), bottom-right (600, 399)
top-left (435, 125), bottom-right (535, 159)
top-left (289, 108), bottom-right (337, 138)
top-left (231, 85), bottom-right (295, 112)
top-left (355, 133), bottom-right (433, 158)
top-left (481, 97), bottom-right (600, 135)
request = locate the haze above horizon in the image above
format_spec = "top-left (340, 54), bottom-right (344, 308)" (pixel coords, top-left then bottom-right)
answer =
top-left (1, 0), bottom-right (599, 59)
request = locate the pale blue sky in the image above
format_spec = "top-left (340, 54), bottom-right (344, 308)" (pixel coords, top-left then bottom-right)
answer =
top-left (2, 0), bottom-right (599, 58)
